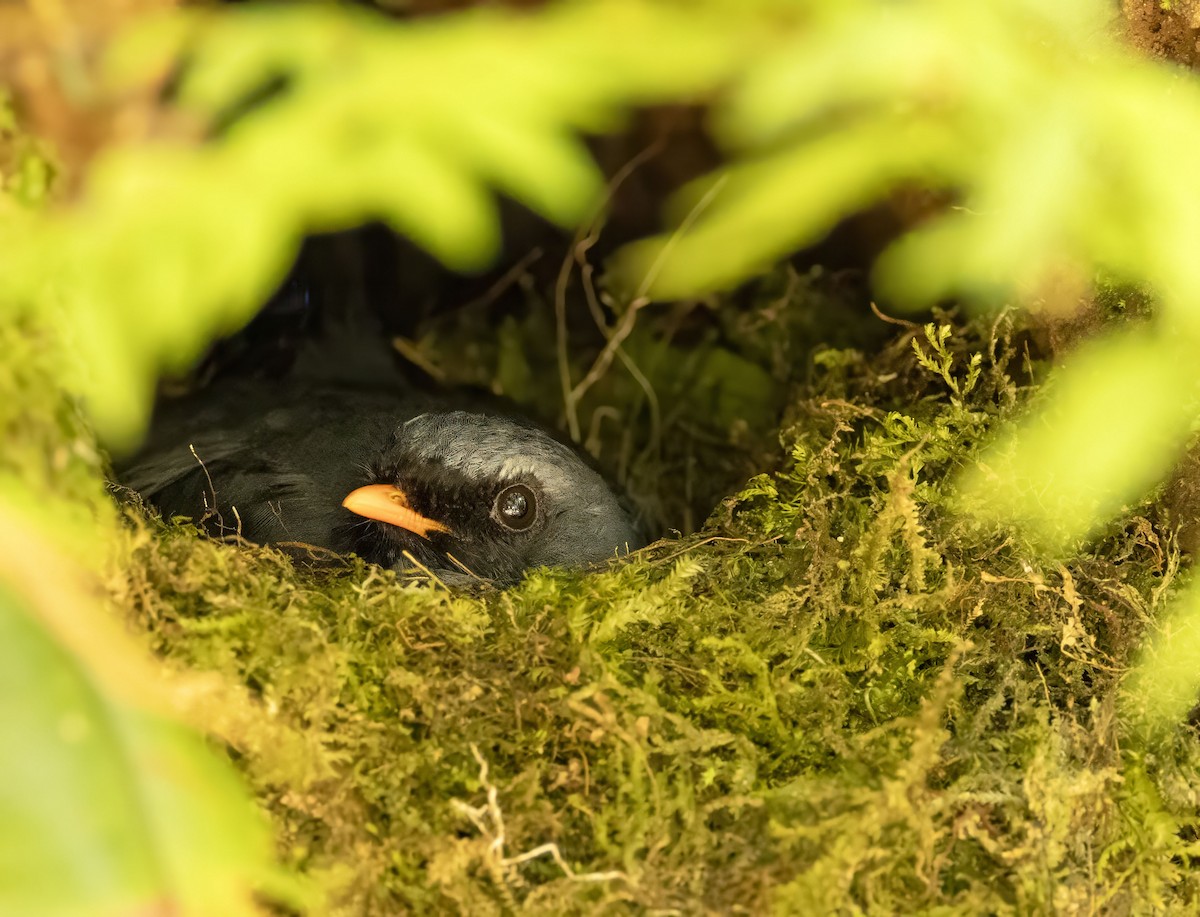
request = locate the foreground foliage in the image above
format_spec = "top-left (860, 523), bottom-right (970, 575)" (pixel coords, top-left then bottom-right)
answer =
top-left (5, 0), bottom-right (1200, 911)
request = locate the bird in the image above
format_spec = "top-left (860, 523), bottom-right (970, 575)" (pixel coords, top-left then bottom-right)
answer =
top-left (118, 378), bottom-right (644, 584)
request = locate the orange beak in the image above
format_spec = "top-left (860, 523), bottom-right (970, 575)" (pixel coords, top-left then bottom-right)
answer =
top-left (341, 484), bottom-right (450, 539)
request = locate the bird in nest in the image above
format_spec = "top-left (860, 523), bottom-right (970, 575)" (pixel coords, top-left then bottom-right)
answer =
top-left (117, 278), bottom-right (644, 585)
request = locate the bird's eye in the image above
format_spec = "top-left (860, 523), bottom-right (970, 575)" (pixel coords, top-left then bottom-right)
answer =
top-left (493, 483), bottom-right (537, 532)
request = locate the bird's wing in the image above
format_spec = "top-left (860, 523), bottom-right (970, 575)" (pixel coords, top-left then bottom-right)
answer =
top-left (118, 434), bottom-right (245, 499)
top-left (118, 383), bottom-right (403, 549)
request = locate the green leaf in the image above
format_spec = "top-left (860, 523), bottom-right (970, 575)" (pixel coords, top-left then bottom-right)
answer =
top-left (611, 117), bottom-right (954, 300)
top-left (1, 584), bottom-right (159, 913)
top-left (956, 327), bottom-right (1199, 553)
top-left (1, 1), bottom-right (753, 450)
top-left (1123, 575), bottom-right (1200, 731)
top-left (0, 511), bottom-right (294, 916)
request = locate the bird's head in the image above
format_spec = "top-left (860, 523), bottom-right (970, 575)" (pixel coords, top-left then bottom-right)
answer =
top-left (340, 411), bottom-right (642, 583)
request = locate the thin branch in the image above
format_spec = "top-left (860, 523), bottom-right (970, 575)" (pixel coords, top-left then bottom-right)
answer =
top-left (870, 300), bottom-right (921, 329)
top-left (451, 744), bottom-right (629, 894)
top-left (460, 246), bottom-right (544, 314)
top-left (555, 139), bottom-right (666, 442)
top-left (634, 172), bottom-right (729, 301)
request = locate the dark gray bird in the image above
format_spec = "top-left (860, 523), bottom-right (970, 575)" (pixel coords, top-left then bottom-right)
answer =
top-left (119, 380), bottom-right (643, 583)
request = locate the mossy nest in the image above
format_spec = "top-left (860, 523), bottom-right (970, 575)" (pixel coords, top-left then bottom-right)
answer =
top-left (97, 295), bottom-right (1200, 914)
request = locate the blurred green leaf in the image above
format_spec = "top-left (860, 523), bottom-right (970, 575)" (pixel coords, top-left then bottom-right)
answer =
top-left (617, 1), bottom-right (1155, 304)
top-left (610, 115), bottom-right (955, 299)
top-left (1, 586), bottom-right (160, 914)
top-left (0, 507), bottom-right (295, 917)
top-left (1124, 575), bottom-right (1200, 731)
top-left (2, 1), bottom-right (753, 450)
top-left (956, 328), bottom-right (1199, 553)
top-left (604, 0), bottom-right (1200, 564)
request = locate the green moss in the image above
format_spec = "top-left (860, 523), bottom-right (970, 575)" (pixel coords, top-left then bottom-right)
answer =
top-left (103, 307), bottom-right (1200, 913)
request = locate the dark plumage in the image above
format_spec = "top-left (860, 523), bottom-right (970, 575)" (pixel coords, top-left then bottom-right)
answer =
top-left (119, 380), bottom-right (643, 583)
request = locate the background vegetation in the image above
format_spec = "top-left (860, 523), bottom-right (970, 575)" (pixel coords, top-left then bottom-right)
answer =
top-left (5, 0), bottom-right (1200, 912)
